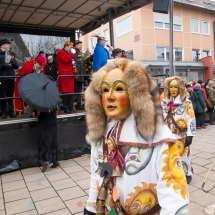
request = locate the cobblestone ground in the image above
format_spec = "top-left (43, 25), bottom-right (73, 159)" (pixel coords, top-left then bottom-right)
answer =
top-left (0, 126), bottom-right (215, 215)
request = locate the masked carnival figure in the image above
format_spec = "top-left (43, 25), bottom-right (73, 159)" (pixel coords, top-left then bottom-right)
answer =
top-left (161, 76), bottom-right (196, 184)
top-left (84, 59), bottom-right (189, 215)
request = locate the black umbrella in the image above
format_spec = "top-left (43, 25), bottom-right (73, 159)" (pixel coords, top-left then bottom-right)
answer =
top-left (19, 73), bottom-right (59, 112)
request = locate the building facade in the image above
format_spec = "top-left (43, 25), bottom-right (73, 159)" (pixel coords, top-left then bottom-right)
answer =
top-left (81, 0), bottom-right (215, 83)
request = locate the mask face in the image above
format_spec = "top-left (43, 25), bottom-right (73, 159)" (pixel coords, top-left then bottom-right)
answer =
top-left (169, 79), bottom-right (179, 97)
top-left (101, 68), bottom-right (131, 120)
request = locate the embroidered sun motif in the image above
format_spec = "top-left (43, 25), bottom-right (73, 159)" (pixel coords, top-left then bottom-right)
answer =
top-left (186, 103), bottom-right (195, 119)
top-left (176, 139), bottom-right (187, 157)
top-left (172, 118), bottom-right (187, 136)
top-left (162, 142), bottom-right (188, 199)
top-left (125, 183), bottom-right (159, 215)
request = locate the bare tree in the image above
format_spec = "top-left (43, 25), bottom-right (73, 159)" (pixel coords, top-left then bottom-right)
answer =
top-left (21, 35), bottom-right (69, 57)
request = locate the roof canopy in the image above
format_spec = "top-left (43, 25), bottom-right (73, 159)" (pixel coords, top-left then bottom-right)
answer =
top-left (0, 0), bottom-right (152, 37)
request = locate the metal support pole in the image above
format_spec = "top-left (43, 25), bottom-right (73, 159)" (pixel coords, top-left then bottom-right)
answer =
top-left (108, 8), bottom-right (115, 47)
top-left (169, 0), bottom-right (174, 76)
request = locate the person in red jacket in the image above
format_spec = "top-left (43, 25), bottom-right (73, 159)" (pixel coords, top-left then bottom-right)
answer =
top-left (14, 55), bottom-right (46, 113)
top-left (198, 80), bottom-right (210, 106)
top-left (57, 41), bottom-right (77, 114)
top-left (198, 80), bottom-right (210, 125)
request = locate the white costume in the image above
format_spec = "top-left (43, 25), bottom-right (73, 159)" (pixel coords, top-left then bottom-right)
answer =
top-left (86, 114), bottom-right (189, 215)
top-left (161, 95), bottom-right (196, 177)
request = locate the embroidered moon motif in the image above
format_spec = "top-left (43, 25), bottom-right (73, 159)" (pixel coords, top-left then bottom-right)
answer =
top-left (175, 139), bottom-right (187, 157)
top-left (175, 204), bottom-right (189, 215)
top-left (186, 103), bottom-right (195, 119)
top-left (176, 105), bottom-right (186, 115)
top-left (182, 161), bottom-right (188, 175)
top-left (190, 119), bottom-right (196, 135)
top-left (162, 142), bottom-right (188, 199)
top-left (125, 147), bottom-right (154, 175)
top-left (125, 183), bottom-right (159, 215)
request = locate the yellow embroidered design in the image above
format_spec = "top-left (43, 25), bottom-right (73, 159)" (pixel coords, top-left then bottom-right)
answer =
top-left (162, 142), bottom-right (188, 199)
top-left (125, 182), bottom-right (159, 215)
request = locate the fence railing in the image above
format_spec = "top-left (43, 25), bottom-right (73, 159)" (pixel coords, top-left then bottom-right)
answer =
top-left (0, 74), bottom-right (91, 115)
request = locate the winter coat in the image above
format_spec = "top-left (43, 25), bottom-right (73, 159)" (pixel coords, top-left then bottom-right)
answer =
top-left (53, 54), bottom-right (58, 70)
top-left (206, 86), bottom-right (215, 108)
top-left (193, 88), bottom-right (206, 113)
top-left (92, 43), bottom-right (108, 72)
top-left (45, 63), bottom-right (58, 81)
top-left (201, 87), bottom-right (210, 107)
top-left (57, 49), bottom-right (75, 93)
top-left (0, 49), bottom-right (19, 79)
top-left (74, 48), bottom-right (86, 83)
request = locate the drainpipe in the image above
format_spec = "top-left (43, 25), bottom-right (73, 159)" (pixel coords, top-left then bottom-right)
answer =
top-left (108, 8), bottom-right (115, 48)
top-left (169, 0), bottom-right (174, 76)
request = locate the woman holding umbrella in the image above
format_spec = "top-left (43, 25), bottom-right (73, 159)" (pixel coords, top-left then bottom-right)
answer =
top-left (17, 55), bottom-right (60, 172)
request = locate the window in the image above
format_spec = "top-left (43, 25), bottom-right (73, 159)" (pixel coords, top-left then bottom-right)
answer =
top-left (173, 24), bottom-right (182, 31)
top-left (202, 21), bottom-right (210, 35)
top-left (103, 29), bottom-right (109, 41)
top-left (126, 49), bottom-right (134, 60)
top-left (203, 50), bottom-right (210, 57)
top-left (155, 22), bottom-right (163, 28)
top-left (156, 47), bottom-right (183, 61)
top-left (154, 13), bottom-right (182, 31)
top-left (191, 19), bottom-right (199, 33)
top-left (156, 47), bottom-right (165, 61)
top-left (90, 38), bottom-right (94, 50)
top-left (155, 22), bottom-right (169, 29)
top-left (175, 48), bottom-right (182, 61)
top-left (192, 49), bottom-right (200, 61)
top-left (117, 15), bottom-right (132, 37)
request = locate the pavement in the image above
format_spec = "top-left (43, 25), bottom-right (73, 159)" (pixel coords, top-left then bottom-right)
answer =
top-left (1, 126), bottom-right (215, 215)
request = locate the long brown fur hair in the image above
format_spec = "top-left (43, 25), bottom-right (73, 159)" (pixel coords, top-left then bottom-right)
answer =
top-left (85, 58), bottom-right (163, 144)
top-left (164, 76), bottom-right (188, 103)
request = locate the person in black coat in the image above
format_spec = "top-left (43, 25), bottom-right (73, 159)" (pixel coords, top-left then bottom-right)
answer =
top-left (193, 83), bottom-right (207, 129)
top-left (74, 40), bottom-right (86, 110)
top-left (53, 49), bottom-right (59, 71)
top-left (37, 108), bottom-right (59, 172)
top-left (0, 39), bottom-right (19, 119)
top-left (45, 56), bottom-right (58, 81)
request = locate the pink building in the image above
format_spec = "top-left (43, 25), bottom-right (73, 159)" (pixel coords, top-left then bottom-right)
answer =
top-left (81, 0), bottom-right (215, 82)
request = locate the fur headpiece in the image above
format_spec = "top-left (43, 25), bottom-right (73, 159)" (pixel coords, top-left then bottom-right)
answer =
top-left (85, 58), bottom-right (163, 144)
top-left (164, 76), bottom-right (188, 103)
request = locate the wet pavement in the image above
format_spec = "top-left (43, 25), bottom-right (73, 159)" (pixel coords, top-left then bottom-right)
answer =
top-left (1, 126), bottom-right (215, 215)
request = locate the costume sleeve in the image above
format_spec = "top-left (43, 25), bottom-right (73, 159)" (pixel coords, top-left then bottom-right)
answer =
top-left (156, 143), bottom-right (189, 215)
top-left (85, 143), bottom-right (99, 213)
top-left (93, 48), bottom-right (102, 72)
top-left (57, 50), bottom-right (74, 64)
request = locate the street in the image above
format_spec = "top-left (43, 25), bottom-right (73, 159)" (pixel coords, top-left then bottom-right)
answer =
top-left (0, 126), bottom-right (215, 215)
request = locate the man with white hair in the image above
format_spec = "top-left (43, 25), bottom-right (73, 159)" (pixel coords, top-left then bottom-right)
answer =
top-left (45, 55), bottom-right (58, 81)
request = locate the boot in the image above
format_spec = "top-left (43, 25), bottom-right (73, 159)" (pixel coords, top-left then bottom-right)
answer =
top-left (41, 161), bottom-right (49, 172)
top-left (186, 175), bottom-right (192, 184)
top-left (51, 161), bottom-right (60, 168)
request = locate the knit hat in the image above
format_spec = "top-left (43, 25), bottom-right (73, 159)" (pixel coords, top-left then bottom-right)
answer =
top-left (74, 40), bottom-right (82, 46)
top-left (35, 54), bottom-right (47, 66)
top-left (185, 84), bottom-right (192, 88)
top-left (194, 84), bottom-right (201, 90)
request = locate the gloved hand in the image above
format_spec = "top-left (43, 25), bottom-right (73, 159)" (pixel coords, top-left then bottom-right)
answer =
top-left (84, 207), bottom-right (96, 215)
top-left (185, 136), bottom-right (193, 147)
